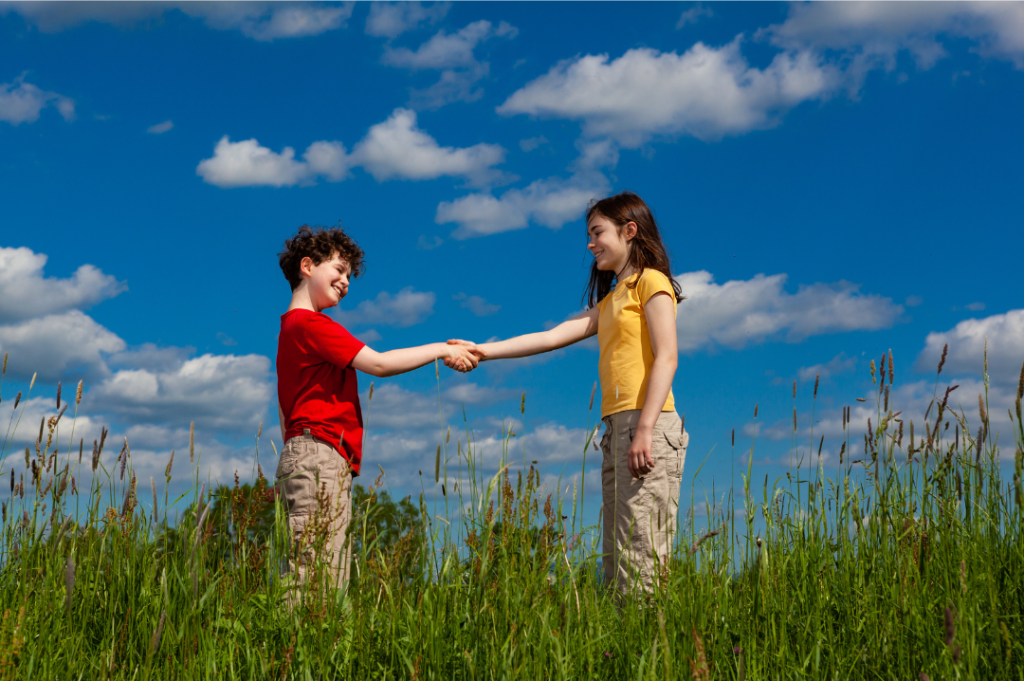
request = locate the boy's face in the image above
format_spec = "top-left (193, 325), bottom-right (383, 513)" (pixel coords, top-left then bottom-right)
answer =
top-left (301, 252), bottom-right (351, 311)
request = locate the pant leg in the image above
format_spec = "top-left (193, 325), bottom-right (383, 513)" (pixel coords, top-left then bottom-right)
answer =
top-left (275, 434), bottom-right (353, 594)
top-left (601, 411), bottom-right (687, 596)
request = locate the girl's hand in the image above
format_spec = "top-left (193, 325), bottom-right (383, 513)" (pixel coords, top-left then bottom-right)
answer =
top-left (442, 344), bottom-right (478, 373)
top-left (447, 338), bottom-right (488, 361)
top-left (626, 426), bottom-right (655, 478)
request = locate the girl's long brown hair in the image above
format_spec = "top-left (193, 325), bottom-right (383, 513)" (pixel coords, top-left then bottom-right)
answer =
top-left (582, 191), bottom-right (683, 309)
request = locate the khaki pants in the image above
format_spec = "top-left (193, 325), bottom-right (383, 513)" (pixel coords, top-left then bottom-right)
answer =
top-left (275, 432), bottom-right (353, 595)
top-left (600, 410), bottom-right (687, 596)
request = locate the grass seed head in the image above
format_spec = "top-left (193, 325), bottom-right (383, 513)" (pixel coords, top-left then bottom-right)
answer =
top-left (813, 374), bottom-right (819, 398)
top-left (56, 381), bottom-right (61, 409)
top-left (937, 343), bottom-right (948, 375)
top-left (29, 372), bottom-right (36, 390)
top-left (13, 391), bottom-right (20, 410)
top-left (1, 351), bottom-right (5, 375)
top-left (870, 359), bottom-right (876, 383)
top-left (888, 349), bottom-right (894, 384)
top-left (368, 381), bottom-right (374, 402)
top-left (165, 449), bottom-right (174, 480)
top-left (589, 381), bottom-right (596, 411)
top-left (189, 422), bottom-right (195, 463)
top-left (979, 394), bottom-right (987, 425)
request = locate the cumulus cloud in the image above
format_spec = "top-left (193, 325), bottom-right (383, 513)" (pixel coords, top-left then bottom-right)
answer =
top-left (498, 38), bottom-right (840, 146)
top-left (750, 377), bottom-right (1018, 461)
top-left (86, 353), bottom-right (272, 434)
top-left (335, 287), bottom-right (436, 329)
top-left (363, 382), bottom-right (514, 432)
top-left (675, 270), bottom-right (903, 352)
top-left (382, 19), bottom-right (515, 69)
top-left (147, 120), bottom-right (173, 134)
top-left (383, 20), bottom-right (517, 107)
top-left (352, 108), bottom-right (505, 183)
top-left (915, 309), bottom-right (1024, 385)
top-left (2, 2), bottom-right (353, 41)
top-left (435, 140), bottom-right (615, 239)
top-left (453, 293), bottom-right (500, 317)
top-left (409, 62), bottom-right (489, 109)
top-left (798, 353), bottom-right (857, 383)
top-left (0, 311), bottom-right (126, 382)
top-left (195, 136), bottom-right (329, 188)
top-left (0, 247), bottom-right (126, 324)
top-left (436, 175), bottom-right (606, 239)
top-left (196, 109), bottom-right (504, 188)
top-left (365, 2), bottom-right (450, 39)
top-left (0, 75), bottom-right (75, 125)
top-left (677, 5), bottom-right (713, 29)
top-left (764, 2), bottom-right (1024, 73)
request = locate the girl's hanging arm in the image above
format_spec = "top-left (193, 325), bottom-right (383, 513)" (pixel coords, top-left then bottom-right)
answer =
top-left (627, 291), bottom-right (678, 477)
top-left (452, 306), bottom-right (600, 361)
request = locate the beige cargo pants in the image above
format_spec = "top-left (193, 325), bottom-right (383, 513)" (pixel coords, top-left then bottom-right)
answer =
top-left (600, 410), bottom-right (687, 596)
top-left (275, 431), bottom-right (353, 596)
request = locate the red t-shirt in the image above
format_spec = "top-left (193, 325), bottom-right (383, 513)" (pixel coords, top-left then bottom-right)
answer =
top-left (277, 309), bottom-right (366, 475)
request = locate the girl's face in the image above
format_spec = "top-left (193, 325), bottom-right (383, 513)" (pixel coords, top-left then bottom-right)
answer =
top-left (587, 213), bottom-right (635, 274)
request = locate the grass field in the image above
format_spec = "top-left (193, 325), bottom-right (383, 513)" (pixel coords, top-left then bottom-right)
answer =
top-left (1, 350), bottom-right (1022, 680)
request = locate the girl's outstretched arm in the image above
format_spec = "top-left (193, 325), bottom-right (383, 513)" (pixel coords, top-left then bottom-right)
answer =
top-left (451, 306), bottom-right (600, 360)
top-left (625, 291), bottom-right (678, 478)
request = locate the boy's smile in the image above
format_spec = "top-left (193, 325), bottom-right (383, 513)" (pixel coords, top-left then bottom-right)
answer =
top-left (306, 254), bottom-right (351, 311)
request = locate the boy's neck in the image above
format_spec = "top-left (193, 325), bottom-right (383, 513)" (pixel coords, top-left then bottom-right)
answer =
top-left (287, 285), bottom-right (321, 313)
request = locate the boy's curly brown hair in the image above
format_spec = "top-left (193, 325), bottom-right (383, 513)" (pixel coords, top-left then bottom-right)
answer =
top-left (279, 225), bottom-right (365, 291)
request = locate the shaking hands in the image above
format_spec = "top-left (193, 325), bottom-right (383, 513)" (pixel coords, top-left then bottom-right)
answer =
top-left (441, 339), bottom-right (487, 373)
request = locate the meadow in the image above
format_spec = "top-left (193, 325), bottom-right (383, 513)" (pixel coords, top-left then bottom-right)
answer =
top-left (0, 348), bottom-right (1022, 680)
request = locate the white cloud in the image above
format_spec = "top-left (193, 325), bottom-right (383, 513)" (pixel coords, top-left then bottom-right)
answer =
top-left (675, 270), bottom-right (903, 352)
top-left (436, 173), bottom-right (608, 239)
top-left (196, 137), bottom-right (314, 188)
top-left (519, 136), bottom-right (549, 152)
top-left (382, 19), bottom-right (515, 70)
top-left (764, 2), bottom-right (1024, 73)
top-left (365, 2), bottom-right (450, 38)
top-left (498, 39), bottom-right (840, 146)
top-left (0, 311), bottom-right (125, 382)
top-left (750, 377), bottom-right (1018, 461)
top-left (3, 2), bottom-right (353, 41)
top-left (197, 109), bottom-right (503, 188)
top-left (0, 75), bottom-right (75, 125)
top-left (409, 63), bottom-right (489, 109)
top-left (147, 120), bottom-right (173, 134)
top-left (915, 309), bottom-right (1024, 385)
top-left (677, 5), bottom-right (713, 29)
top-left (454, 293), bottom-right (500, 317)
top-left (363, 382), bottom-right (513, 432)
top-left (352, 108), bottom-right (505, 183)
top-left (86, 353), bottom-right (272, 434)
top-left (798, 354), bottom-right (857, 383)
top-left (0, 247), bottom-right (125, 324)
top-left (335, 287), bottom-right (436, 328)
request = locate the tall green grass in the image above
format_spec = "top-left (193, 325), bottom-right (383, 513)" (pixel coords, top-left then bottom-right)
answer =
top-left (1, 350), bottom-right (1022, 680)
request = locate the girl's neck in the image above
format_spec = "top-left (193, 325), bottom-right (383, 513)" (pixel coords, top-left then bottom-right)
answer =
top-left (615, 262), bottom-right (637, 282)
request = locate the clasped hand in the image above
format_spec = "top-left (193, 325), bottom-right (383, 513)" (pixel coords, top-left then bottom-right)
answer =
top-left (441, 339), bottom-right (487, 373)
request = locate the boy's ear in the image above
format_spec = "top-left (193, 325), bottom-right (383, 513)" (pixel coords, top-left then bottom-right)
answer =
top-left (299, 256), bottom-right (315, 279)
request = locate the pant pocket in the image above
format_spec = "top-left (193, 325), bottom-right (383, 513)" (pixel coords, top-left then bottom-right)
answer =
top-left (661, 430), bottom-right (688, 481)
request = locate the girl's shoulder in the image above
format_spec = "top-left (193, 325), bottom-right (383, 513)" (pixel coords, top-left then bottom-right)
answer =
top-left (636, 268), bottom-right (674, 292)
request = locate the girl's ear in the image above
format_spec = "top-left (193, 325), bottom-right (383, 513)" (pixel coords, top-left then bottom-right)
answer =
top-left (622, 221), bottom-right (638, 241)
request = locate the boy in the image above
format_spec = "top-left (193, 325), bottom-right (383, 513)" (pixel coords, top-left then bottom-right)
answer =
top-left (275, 225), bottom-right (475, 595)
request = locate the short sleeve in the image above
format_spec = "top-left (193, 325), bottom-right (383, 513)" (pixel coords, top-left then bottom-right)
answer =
top-left (636, 270), bottom-right (676, 307)
top-left (306, 314), bottom-right (366, 369)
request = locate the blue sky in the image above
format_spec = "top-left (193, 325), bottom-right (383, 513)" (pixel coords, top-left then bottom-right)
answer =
top-left (2, 2), bottom-right (1023, 528)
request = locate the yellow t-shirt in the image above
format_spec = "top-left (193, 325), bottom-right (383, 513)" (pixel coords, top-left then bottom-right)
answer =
top-left (596, 269), bottom-right (677, 417)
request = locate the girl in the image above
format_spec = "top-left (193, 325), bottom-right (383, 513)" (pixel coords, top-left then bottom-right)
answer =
top-left (453, 191), bottom-right (687, 595)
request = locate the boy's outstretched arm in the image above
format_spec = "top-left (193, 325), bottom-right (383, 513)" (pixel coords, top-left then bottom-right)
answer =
top-left (451, 307), bottom-right (599, 361)
top-left (351, 342), bottom-right (478, 378)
